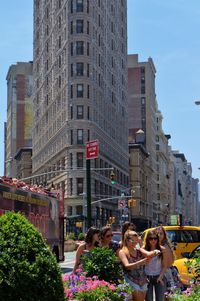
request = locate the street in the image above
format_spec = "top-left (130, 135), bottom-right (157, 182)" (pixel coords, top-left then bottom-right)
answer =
top-left (59, 251), bottom-right (76, 274)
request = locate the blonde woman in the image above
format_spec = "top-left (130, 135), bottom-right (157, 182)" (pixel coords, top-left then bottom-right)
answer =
top-left (118, 230), bottom-right (159, 301)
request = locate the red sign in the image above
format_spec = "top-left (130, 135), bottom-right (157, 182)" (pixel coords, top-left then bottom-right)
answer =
top-left (86, 140), bottom-right (99, 159)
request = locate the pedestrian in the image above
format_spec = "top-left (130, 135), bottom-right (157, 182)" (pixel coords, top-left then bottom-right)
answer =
top-left (118, 230), bottom-right (150, 301)
top-left (100, 225), bottom-right (120, 255)
top-left (120, 221), bottom-right (140, 247)
top-left (156, 226), bottom-right (183, 292)
top-left (73, 227), bottom-right (100, 273)
top-left (156, 226), bottom-right (175, 286)
top-left (144, 230), bottom-right (168, 301)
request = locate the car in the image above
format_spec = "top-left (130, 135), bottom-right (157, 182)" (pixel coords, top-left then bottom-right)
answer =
top-left (112, 231), bottom-right (122, 243)
top-left (142, 225), bottom-right (200, 259)
top-left (173, 245), bottom-right (200, 285)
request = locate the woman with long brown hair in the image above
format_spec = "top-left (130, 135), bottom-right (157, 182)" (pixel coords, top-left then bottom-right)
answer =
top-left (144, 230), bottom-right (168, 301)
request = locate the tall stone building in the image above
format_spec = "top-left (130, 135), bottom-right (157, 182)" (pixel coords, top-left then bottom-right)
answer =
top-left (128, 54), bottom-right (157, 228)
top-left (5, 62), bottom-right (33, 178)
top-left (32, 0), bottom-right (129, 227)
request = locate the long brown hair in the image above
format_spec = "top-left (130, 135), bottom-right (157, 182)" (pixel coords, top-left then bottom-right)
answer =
top-left (144, 230), bottom-right (162, 253)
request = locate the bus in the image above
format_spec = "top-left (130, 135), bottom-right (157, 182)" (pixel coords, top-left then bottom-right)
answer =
top-left (0, 180), bottom-right (64, 262)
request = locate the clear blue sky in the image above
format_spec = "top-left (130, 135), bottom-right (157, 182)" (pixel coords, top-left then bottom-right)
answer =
top-left (0, 0), bottom-right (200, 179)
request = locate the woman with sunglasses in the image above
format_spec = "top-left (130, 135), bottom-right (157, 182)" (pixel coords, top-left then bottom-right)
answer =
top-left (119, 230), bottom-right (159, 301)
top-left (156, 226), bottom-right (181, 293)
top-left (100, 225), bottom-right (120, 255)
top-left (144, 230), bottom-right (168, 301)
top-left (73, 227), bottom-right (100, 273)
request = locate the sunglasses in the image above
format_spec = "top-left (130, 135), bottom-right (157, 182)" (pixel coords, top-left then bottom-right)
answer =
top-left (149, 237), bottom-right (158, 241)
top-left (127, 239), bottom-right (137, 243)
top-left (105, 233), bottom-right (113, 238)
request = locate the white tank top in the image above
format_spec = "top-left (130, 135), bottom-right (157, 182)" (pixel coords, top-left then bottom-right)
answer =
top-left (145, 255), bottom-right (162, 276)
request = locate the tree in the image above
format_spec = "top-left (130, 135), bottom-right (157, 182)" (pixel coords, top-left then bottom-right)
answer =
top-left (0, 212), bottom-right (65, 301)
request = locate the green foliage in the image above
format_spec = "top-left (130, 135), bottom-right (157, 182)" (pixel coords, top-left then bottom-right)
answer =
top-left (0, 212), bottom-right (65, 301)
top-left (78, 232), bottom-right (85, 241)
top-left (81, 247), bottom-right (123, 284)
top-left (169, 250), bottom-right (200, 301)
top-left (65, 232), bottom-right (76, 241)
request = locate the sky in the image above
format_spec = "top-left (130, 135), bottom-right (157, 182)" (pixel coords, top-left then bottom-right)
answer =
top-left (0, 0), bottom-right (200, 179)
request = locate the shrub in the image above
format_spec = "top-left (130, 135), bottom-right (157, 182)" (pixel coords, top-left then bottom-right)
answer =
top-left (66, 232), bottom-right (76, 241)
top-left (0, 212), bottom-right (65, 301)
top-left (81, 247), bottom-right (123, 284)
top-left (78, 232), bottom-right (85, 241)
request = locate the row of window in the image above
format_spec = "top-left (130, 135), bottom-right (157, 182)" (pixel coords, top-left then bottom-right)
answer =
top-left (71, 19), bottom-right (90, 34)
top-left (70, 0), bottom-right (89, 14)
top-left (71, 62), bottom-right (90, 77)
top-left (70, 83), bottom-right (90, 98)
top-left (70, 129), bottom-right (90, 145)
top-left (70, 105), bottom-right (90, 120)
top-left (71, 41), bottom-right (90, 56)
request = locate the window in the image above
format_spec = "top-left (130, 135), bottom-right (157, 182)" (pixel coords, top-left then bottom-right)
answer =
top-left (71, 64), bottom-right (73, 76)
top-left (76, 62), bottom-right (84, 76)
top-left (87, 106), bottom-right (90, 119)
top-left (70, 129), bottom-right (73, 144)
top-left (76, 41), bottom-right (84, 55)
top-left (77, 178), bottom-right (83, 195)
top-left (77, 129), bottom-right (83, 144)
top-left (87, 42), bottom-right (89, 55)
top-left (71, 42), bottom-right (73, 56)
top-left (71, 21), bottom-right (73, 34)
top-left (70, 0), bottom-right (73, 13)
top-left (77, 105), bottom-right (84, 119)
top-left (87, 64), bottom-right (89, 77)
top-left (70, 84), bottom-right (73, 98)
top-left (76, 0), bottom-right (83, 12)
top-left (141, 86), bottom-right (145, 94)
top-left (76, 20), bottom-right (84, 33)
top-left (77, 152), bottom-right (83, 168)
top-left (77, 84), bottom-right (83, 97)
top-left (76, 205), bottom-right (83, 215)
top-left (87, 21), bottom-right (89, 34)
top-left (70, 153), bottom-right (73, 168)
top-left (87, 85), bottom-right (90, 98)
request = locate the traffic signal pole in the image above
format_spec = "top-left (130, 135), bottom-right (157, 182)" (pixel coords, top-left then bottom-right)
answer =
top-left (86, 159), bottom-right (92, 229)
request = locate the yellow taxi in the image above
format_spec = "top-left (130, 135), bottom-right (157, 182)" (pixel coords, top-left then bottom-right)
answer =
top-left (173, 245), bottom-right (200, 285)
top-left (142, 225), bottom-right (200, 259)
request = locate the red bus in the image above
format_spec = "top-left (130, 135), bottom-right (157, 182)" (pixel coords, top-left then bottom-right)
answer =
top-left (0, 180), bottom-right (64, 261)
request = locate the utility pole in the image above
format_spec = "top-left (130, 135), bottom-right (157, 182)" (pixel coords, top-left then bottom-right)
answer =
top-left (86, 159), bottom-right (92, 229)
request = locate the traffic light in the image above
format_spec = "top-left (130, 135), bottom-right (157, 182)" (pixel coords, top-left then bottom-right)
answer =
top-left (110, 171), bottom-right (116, 184)
top-left (128, 199), bottom-right (136, 207)
top-left (108, 216), bottom-right (116, 224)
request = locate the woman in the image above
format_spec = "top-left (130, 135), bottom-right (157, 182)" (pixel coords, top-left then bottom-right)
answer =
top-left (144, 230), bottom-right (168, 301)
top-left (119, 230), bottom-right (154, 301)
top-left (73, 227), bottom-right (100, 273)
top-left (156, 226), bottom-right (180, 291)
top-left (100, 225), bottom-right (120, 255)
top-left (120, 221), bottom-right (141, 248)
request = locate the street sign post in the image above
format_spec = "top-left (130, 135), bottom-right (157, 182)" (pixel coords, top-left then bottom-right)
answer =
top-left (86, 140), bottom-right (99, 159)
top-left (86, 140), bottom-right (99, 229)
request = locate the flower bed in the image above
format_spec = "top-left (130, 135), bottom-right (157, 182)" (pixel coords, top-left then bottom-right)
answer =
top-left (63, 269), bottom-right (132, 301)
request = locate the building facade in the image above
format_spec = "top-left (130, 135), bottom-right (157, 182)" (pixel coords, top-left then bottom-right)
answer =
top-left (5, 62), bottom-right (33, 178)
top-left (128, 54), bottom-right (157, 228)
top-left (32, 0), bottom-right (129, 228)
